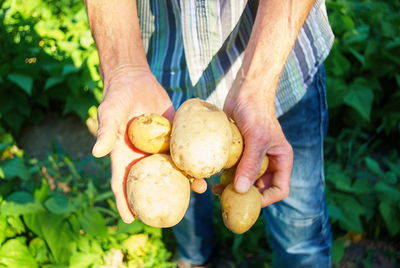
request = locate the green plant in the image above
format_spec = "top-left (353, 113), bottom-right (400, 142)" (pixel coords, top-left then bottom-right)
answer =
top-left (0, 128), bottom-right (174, 267)
top-left (0, 0), bottom-right (101, 134)
top-left (325, 0), bottom-right (400, 136)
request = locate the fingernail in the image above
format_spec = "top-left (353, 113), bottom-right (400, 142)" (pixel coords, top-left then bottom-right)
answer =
top-left (92, 141), bottom-right (105, 158)
top-left (235, 176), bottom-right (251, 193)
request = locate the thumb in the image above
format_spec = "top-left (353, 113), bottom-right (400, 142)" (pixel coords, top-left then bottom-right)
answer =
top-left (92, 103), bottom-right (121, 158)
top-left (234, 141), bottom-right (266, 193)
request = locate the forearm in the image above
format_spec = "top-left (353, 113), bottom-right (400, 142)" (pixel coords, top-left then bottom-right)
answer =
top-left (239, 0), bottom-right (316, 107)
top-left (84, 0), bottom-right (149, 86)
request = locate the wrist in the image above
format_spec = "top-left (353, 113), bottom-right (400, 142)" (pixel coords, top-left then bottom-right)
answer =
top-left (233, 67), bottom-right (279, 104)
top-left (103, 63), bottom-right (153, 89)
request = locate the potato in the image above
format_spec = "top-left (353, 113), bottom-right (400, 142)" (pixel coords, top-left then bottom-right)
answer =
top-left (170, 98), bottom-right (232, 178)
top-left (126, 154), bottom-right (190, 228)
top-left (128, 113), bottom-right (171, 154)
top-left (220, 166), bottom-right (236, 187)
top-left (224, 121), bottom-right (243, 169)
top-left (221, 184), bottom-right (262, 234)
top-left (220, 155), bottom-right (270, 186)
top-left (257, 155), bottom-right (269, 178)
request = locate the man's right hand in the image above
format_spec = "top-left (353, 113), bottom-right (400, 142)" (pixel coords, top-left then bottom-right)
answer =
top-left (92, 67), bottom-right (175, 223)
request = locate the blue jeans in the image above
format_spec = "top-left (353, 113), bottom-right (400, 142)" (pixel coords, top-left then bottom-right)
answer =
top-left (173, 66), bottom-right (332, 267)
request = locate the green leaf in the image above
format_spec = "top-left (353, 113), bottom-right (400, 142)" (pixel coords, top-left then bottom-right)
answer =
top-left (7, 74), bottom-right (34, 95)
top-left (365, 157), bottom-right (383, 176)
top-left (117, 219), bottom-right (145, 234)
top-left (331, 174), bottom-right (353, 192)
top-left (1, 192), bottom-right (44, 216)
top-left (375, 182), bottom-right (400, 204)
top-left (348, 47), bottom-right (365, 66)
top-left (63, 93), bottom-right (96, 120)
top-left (7, 191), bottom-right (34, 203)
top-left (62, 64), bottom-right (80, 76)
top-left (0, 238), bottom-right (38, 268)
top-left (343, 85), bottom-right (374, 121)
top-left (34, 179), bottom-right (50, 202)
top-left (23, 213), bottom-right (76, 264)
top-left (333, 193), bottom-right (366, 233)
top-left (332, 239), bottom-right (345, 265)
top-left (69, 252), bottom-right (99, 268)
top-left (387, 161), bottom-right (400, 177)
top-left (351, 179), bottom-right (372, 194)
top-left (383, 172), bottom-right (397, 185)
top-left (330, 50), bottom-right (351, 76)
top-left (1, 157), bottom-right (30, 181)
top-left (44, 193), bottom-right (76, 215)
top-left (0, 143), bottom-right (11, 155)
top-left (79, 207), bottom-right (107, 237)
top-left (328, 205), bottom-right (345, 221)
top-left (0, 216), bottom-right (7, 245)
top-left (29, 238), bottom-right (50, 264)
top-left (379, 202), bottom-right (400, 237)
top-left (44, 77), bottom-right (64, 90)
top-left (7, 216), bottom-right (25, 234)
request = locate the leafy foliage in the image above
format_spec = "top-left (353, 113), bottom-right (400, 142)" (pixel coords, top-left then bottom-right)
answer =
top-left (0, 0), bottom-right (399, 266)
top-left (0, 130), bottom-right (174, 267)
top-left (0, 0), bottom-right (101, 133)
top-left (325, 0), bottom-right (400, 135)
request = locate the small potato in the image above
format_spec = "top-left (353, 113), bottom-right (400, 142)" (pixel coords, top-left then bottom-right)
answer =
top-left (126, 154), bottom-right (190, 228)
top-left (220, 166), bottom-right (236, 187)
top-left (224, 122), bottom-right (243, 169)
top-left (171, 98), bottom-right (232, 178)
top-left (257, 156), bottom-right (269, 178)
top-left (128, 113), bottom-right (171, 154)
top-left (220, 155), bottom-right (269, 186)
top-left (221, 184), bottom-right (262, 234)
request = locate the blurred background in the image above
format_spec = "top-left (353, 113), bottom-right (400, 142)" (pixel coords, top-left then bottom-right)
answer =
top-left (0, 0), bottom-right (399, 267)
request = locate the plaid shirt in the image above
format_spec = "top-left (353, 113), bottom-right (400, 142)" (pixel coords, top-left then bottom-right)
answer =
top-left (137, 0), bottom-right (334, 115)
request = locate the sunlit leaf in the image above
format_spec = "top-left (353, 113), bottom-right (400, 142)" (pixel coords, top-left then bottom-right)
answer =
top-left (0, 238), bottom-right (38, 268)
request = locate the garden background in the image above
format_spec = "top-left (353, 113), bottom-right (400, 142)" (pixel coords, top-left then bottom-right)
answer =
top-left (0, 0), bottom-right (399, 267)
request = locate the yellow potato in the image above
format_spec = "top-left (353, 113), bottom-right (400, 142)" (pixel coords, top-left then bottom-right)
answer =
top-left (224, 122), bottom-right (243, 169)
top-left (128, 113), bottom-right (171, 154)
top-left (126, 154), bottom-right (190, 228)
top-left (220, 184), bottom-right (262, 234)
top-left (170, 98), bottom-right (232, 178)
top-left (220, 155), bottom-right (269, 186)
top-left (220, 166), bottom-right (236, 186)
top-left (257, 155), bottom-right (269, 178)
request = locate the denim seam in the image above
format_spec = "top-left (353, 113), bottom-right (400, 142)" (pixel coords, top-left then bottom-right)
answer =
top-left (267, 205), bottom-right (325, 227)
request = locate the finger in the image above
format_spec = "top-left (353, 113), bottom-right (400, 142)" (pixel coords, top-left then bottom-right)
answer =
top-left (234, 141), bottom-right (266, 194)
top-left (260, 147), bottom-right (293, 207)
top-left (110, 149), bottom-right (135, 223)
top-left (212, 184), bottom-right (225, 195)
top-left (162, 105), bottom-right (175, 122)
top-left (190, 178), bottom-right (207, 194)
top-left (92, 102), bottom-right (121, 158)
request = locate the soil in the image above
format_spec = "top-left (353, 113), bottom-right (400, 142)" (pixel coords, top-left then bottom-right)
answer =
top-left (340, 239), bottom-right (400, 268)
top-left (18, 112), bottom-right (95, 159)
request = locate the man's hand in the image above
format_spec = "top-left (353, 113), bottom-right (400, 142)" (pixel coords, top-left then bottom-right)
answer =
top-left (92, 67), bottom-right (174, 223)
top-left (216, 74), bottom-right (293, 207)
